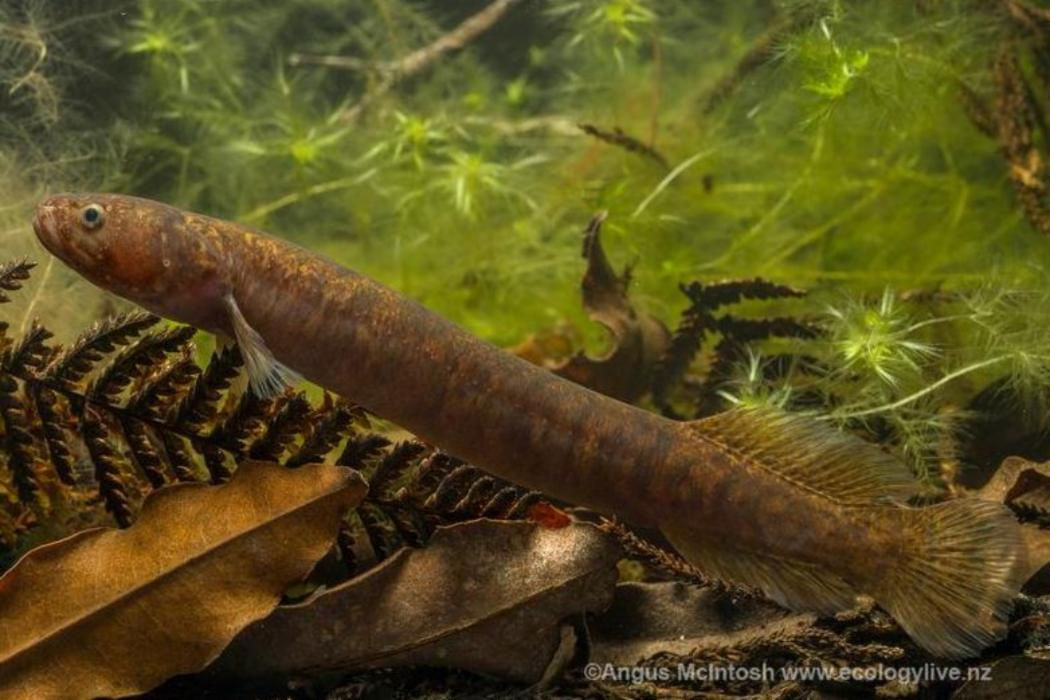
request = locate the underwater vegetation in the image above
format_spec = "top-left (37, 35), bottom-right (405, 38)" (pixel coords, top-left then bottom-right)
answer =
top-left (4, 0), bottom-right (1050, 696)
top-left (3, 0), bottom-right (1050, 484)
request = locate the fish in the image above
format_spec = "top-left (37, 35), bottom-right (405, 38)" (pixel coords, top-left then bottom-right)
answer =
top-left (33, 193), bottom-right (1028, 659)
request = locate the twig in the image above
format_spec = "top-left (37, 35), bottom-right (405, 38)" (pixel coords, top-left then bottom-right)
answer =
top-left (287, 53), bottom-right (372, 72)
top-left (579, 123), bottom-right (670, 170)
top-left (461, 114), bottom-right (579, 136)
top-left (307, 0), bottom-right (528, 122)
top-left (597, 517), bottom-right (750, 594)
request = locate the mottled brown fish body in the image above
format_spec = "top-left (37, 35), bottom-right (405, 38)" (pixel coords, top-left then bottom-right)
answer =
top-left (33, 193), bottom-right (1029, 660)
top-left (228, 226), bottom-right (838, 542)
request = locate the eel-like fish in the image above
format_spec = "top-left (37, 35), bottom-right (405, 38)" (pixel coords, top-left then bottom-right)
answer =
top-left (32, 193), bottom-right (1028, 658)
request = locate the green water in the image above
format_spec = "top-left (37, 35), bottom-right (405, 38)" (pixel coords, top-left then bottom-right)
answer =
top-left (4, 0), bottom-right (1050, 478)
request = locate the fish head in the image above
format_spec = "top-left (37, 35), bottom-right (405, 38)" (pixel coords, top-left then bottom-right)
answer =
top-left (33, 193), bottom-right (230, 329)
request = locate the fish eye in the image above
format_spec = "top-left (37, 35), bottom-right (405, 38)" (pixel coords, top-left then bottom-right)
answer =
top-left (80, 204), bottom-right (104, 230)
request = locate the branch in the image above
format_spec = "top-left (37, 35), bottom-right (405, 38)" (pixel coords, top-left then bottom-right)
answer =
top-left (293, 0), bottom-right (529, 122)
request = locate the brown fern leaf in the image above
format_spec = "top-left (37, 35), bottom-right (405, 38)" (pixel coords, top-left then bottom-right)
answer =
top-left (89, 326), bottom-right (197, 405)
top-left (407, 451), bottom-right (463, 494)
top-left (0, 375), bottom-right (45, 507)
top-left (337, 433), bottom-right (392, 469)
top-left (211, 392), bottom-right (279, 457)
top-left (382, 503), bottom-right (431, 547)
top-left (2, 322), bottom-right (54, 377)
top-left (173, 345), bottom-right (242, 434)
top-left (0, 260), bottom-right (35, 305)
top-left (196, 439), bottom-right (233, 484)
top-left (451, 475), bottom-right (498, 515)
top-left (368, 440), bottom-right (428, 498)
top-left (651, 298), bottom-right (713, 416)
top-left (0, 261), bottom-right (34, 347)
top-left (121, 417), bottom-right (171, 488)
top-left (713, 315), bottom-right (815, 342)
top-left (248, 394), bottom-right (312, 462)
top-left (81, 405), bottom-right (134, 527)
top-left (356, 501), bottom-right (403, 562)
top-left (683, 278), bottom-right (806, 309)
top-left (128, 357), bottom-right (200, 422)
top-left (494, 489), bottom-right (542, 520)
top-left (652, 280), bottom-right (809, 418)
top-left (421, 463), bottom-right (479, 513)
top-left (159, 431), bottom-right (201, 483)
top-left (47, 312), bottom-right (158, 391)
top-left (32, 385), bottom-right (77, 486)
top-left (480, 486), bottom-right (526, 519)
top-left (598, 517), bottom-right (721, 588)
top-left (285, 398), bottom-right (359, 468)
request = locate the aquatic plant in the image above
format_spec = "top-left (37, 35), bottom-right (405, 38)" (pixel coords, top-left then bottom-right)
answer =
top-left (3, 0), bottom-right (1050, 482)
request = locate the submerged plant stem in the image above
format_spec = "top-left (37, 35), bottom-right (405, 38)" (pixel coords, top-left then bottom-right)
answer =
top-left (827, 355), bottom-right (1012, 421)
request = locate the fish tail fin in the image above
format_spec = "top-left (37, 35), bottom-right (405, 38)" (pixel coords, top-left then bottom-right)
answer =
top-left (868, 499), bottom-right (1026, 659)
top-left (681, 408), bottom-right (1027, 658)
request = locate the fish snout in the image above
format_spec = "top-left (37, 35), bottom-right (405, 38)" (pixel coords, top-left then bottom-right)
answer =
top-left (32, 201), bottom-right (65, 257)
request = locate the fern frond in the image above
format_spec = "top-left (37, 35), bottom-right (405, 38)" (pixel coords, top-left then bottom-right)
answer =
top-left (81, 404), bottom-right (134, 528)
top-left (0, 375), bottom-right (44, 507)
top-left (173, 344), bottom-right (242, 433)
top-left (89, 326), bottom-right (197, 405)
top-left (285, 398), bottom-right (359, 468)
top-left (128, 357), bottom-right (200, 421)
top-left (2, 322), bottom-right (53, 376)
top-left (368, 440), bottom-right (427, 497)
top-left (248, 393), bottom-right (312, 462)
top-left (32, 385), bottom-right (76, 486)
top-left (337, 433), bottom-right (392, 468)
top-left (47, 312), bottom-right (158, 391)
top-left (211, 392), bottom-right (277, 457)
top-left (0, 260), bottom-right (35, 305)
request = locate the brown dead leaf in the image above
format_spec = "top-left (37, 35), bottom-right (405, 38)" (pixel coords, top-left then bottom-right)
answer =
top-left (588, 581), bottom-right (803, 666)
top-left (0, 460), bottom-right (366, 699)
top-left (977, 456), bottom-right (1050, 513)
top-left (952, 655), bottom-right (1050, 699)
top-left (210, 518), bottom-right (622, 684)
top-left (976, 456), bottom-right (1050, 584)
top-left (543, 213), bottom-right (671, 404)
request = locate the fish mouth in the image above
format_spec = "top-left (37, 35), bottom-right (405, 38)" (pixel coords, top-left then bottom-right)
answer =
top-left (32, 202), bottom-right (65, 260)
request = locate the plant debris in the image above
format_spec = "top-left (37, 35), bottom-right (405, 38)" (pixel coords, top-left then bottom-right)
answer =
top-left (209, 518), bottom-right (621, 685)
top-left (0, 460), bottom-right (366, 699)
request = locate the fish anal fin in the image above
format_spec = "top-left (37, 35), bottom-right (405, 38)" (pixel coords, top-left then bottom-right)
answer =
top-left (224, 294), bottom-right (301, 399)
top-left (688, 407), bottom-right (919, 505)
top-left (662, 525), bottom-right (858, 615)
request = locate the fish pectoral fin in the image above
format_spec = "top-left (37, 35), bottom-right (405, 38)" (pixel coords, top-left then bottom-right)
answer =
top-left (688, 407), bottom-right (919, 505)
top-left (662, 527), bottom-right (858, 615)
top-left (225, 294), bottom-right (301, 399)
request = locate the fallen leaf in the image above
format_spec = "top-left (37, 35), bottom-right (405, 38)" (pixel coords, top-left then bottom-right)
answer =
top-left (0, 460), bottom-right (366, 699)
top-left (209, 518), bottom-right (621, 684)
top-left (977, 456), bottom-right (1050, 514)
top-left (588, 581), bottom-right (804, 666)
top-left (952, 655), bottom-right (1050, 699)
top-left (975, 456), bottom-right (1050, 584)
top-left (546, 213), bottom-right (671, 404)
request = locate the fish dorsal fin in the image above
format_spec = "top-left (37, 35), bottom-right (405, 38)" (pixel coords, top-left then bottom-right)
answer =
top-left (687, 407), bottom-right (919, 505)
top-left (224, 294), bottom-right (301, 399)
